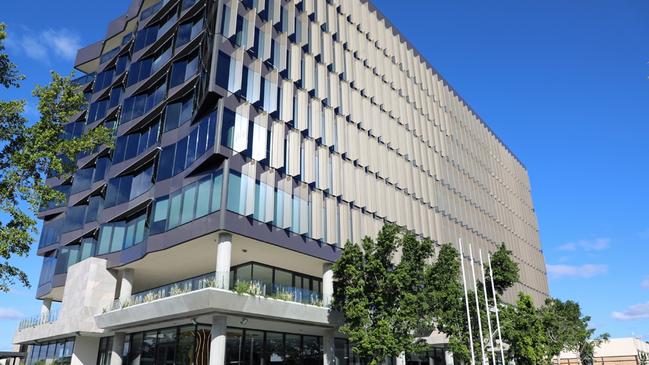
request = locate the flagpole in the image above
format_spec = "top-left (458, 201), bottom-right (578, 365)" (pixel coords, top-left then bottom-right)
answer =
top-left (480, 249), bottom-right (496, 365)
top-left (488, 253), bottom-right (506, 365)
top-left (459, 239), bottom-right (476, 365)
top-left (469, 245), bottom-right (487, 365)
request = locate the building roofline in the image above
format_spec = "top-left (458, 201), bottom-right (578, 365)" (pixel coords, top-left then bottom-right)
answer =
top-left (74, 0), bottom-right (527, 170)
top-left (362, 0), bottom-right (527, 170)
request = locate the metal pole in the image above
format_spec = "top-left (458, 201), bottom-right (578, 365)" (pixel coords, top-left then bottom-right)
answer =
top-left (480, 250), bottom-right (497, 365)
top-left (488, 254), bottom-right (506, 365)
top-left (469, 245), bottom-right (487, 365)
top-left (459, 239), bottom-right (476, 365)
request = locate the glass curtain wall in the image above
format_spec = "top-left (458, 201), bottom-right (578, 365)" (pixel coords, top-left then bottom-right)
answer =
top-left (24, 338), bottom-right (74, 365)
top-left (121, 324), bottom-right (324, 365)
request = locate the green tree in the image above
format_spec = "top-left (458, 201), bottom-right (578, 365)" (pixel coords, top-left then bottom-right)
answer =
top-left (541, 299), bottom-right (586, 359)
top-left (540, 298), bottom-right (609, 365)
top-left (332, 224), bottom-right (435, 365)
top-left (426, 243), bottom-right (471, 361)
top-left (577, 330), bottom-right (609, 365)
top-left (0, 24), bottom-right (23, 87)
top-left (0, 23), bottom-right (112, 291)
top-left (501, 293), bottom-right (549, 365)
top-left (486, 243), bottom-right (520, 298)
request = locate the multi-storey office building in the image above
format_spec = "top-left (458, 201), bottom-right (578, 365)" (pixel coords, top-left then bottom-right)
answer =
top-left (13, 0), bottom-right (549, 364)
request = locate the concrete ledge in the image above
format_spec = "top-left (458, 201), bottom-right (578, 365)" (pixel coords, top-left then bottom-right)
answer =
top-left (95, 288), bottom-right (334, 330)
top-left (13, 317), bottom-right (106, 344)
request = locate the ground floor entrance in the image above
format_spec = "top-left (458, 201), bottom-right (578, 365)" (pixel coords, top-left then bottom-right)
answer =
top-left (24, 323), bottom-right (449, 365)
top-left (96, 324), bottom-right (330, 365)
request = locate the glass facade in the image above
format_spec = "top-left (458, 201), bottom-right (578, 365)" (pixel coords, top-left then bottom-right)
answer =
top-left (31, 0), bottom-right (547, 316)
top-left (405, 348), bottom-right (447, 365)
top-left (123, 325), bottom-right (211, 365)
top-left (150, 171), bottom-right (223, 234)
top-left (24, 338), bottom-right (74, 365)
top-left (230, 262), bottom-right (322, 304)
top-left (108, 325), bottom-right (325, 365)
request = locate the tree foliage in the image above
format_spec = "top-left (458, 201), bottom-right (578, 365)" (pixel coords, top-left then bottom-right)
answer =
top-left (501, 293), bottom-right (549, 365)
top-left (499, 295), bottom-right (610, 365)
top-left (0, 23), bottom-right (112, 291)
top-left (426, 244), bottom-right (471, 361)
top-left (577, 328), bottom-right (609, 365)
top-left (486, 243), bottom-right (520, 297)
top-left (332, 224), bottom-right (435, 365)
top-left (0, 24), bottom-right (23, 88)
top-left (541, 298), bottom-right (586, 358)
top-left (333, 229), bottom-right (525, 365)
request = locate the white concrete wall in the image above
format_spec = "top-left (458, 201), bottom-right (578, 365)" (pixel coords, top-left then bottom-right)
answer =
top-left (14, 258), bottom-right (116, 344)
top-left (71, 336), bottom-right (100, 365)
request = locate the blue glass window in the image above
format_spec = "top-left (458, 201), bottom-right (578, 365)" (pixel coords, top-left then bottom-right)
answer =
top-left (94, 68), bottom-right (115, 92)
top-left (163, 92), bottom-right (194, 132)
top-left (104, 164), bottom-right (154, 208)
top-left (88, 99), bottom-right (109, 123)
top-left (215, 51), bottom-right (231, 90)
top-left (97, 212), bottom-right (149, 255)
top-left (113, 121), bottom-right (160, 163)
top-left (121, 82), bottom-right (167, 123)
top-left (221, 108), bottom-right (236, 149)
top-left (108, 87), bottom-right (124, 109)
top-left (170, 53), bottom-right (199, 88)
top-left (71, 168), bottom-right (94, 194)
top-left (176, 17), bottom-right (204, 49)
top-left (156, 111), bottom-right (216, 180)
top-left (134, 25), bottom-right (160, 52)
top-left (127, 57), bottom-right (153, 87)
top-left (157, 145), bottom-right (175, 181)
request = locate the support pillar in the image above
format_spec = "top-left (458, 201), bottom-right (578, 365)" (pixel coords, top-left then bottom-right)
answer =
top-left (40, 299), bottom-right (52, 321)
top-left (216, 233), bottom-right (232, 288)
top-left (71, 336), bottom-right (100, 365)
top-left (445, 351), bottom-right (455, 365)
top-left (322, 263), bottom-right (334, 306)
top-left (118, 269), bottom-right (134, 303)
top-left (210, 315), bottom-right (227, 365)
top-left (110, 332), bottom-right (126, 365)
top-left (396, 352), bottom-right (406, 365)
top-left (322, 329), bottom-right (335, 365)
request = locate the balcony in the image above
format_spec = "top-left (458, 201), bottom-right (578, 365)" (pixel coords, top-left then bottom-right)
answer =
top-left (71, 73), bottom-right (96, 87)
top-left (106, 270), bottom-right (327, 313)
top-left (96, 279), bottom-right (332, 331)
top-left (17, 310), bottom-right (58, 331)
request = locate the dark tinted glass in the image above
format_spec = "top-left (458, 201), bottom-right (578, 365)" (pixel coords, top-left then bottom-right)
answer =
top-left (215, 51), bottom-right (231, 89)
top-left (173, 138), bottom-right (188, 175)
top-left (157, 145), bottom-right (175, 181)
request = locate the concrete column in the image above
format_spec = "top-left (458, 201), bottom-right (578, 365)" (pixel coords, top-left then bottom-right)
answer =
top-left (40, 299), bottom-right (52, 320)
top-left (71, 336), bottom-right (100, 365)
top-left (118, 269), bottom-right (134, 302)
top-left (210, 315), bottom-right (227, 365)
top-left (110, 333), bottom-right (126, 365)
top-left (322, 263), bottom-right (334, 306)
top-left (216, 233), bottom-right (232, 288)
top-left (396, 353), bottom-right (406, 365)
top-left (445, 351), bottom-right (455, 365)
top-left (322, 329), bottom-right (335, 365)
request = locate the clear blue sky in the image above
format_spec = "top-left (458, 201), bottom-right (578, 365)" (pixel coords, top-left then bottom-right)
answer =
top-left (1, 0), bottom-right (649, 350)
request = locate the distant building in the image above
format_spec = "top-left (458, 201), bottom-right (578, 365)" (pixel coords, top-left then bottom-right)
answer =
top-left (560, 338), bottom-right (649, 365)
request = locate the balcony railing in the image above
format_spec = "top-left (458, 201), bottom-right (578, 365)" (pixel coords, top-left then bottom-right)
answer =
top-left (99, 47), bottom-right (120, 65)
top-left (72, 73), bottom-right (96, 87)
top-left (140, 0), bottom-right (172, 21)
top-left (105, 271), bottom-right (328, 313)
top-left (17, 310), bottom-right (59, 331)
